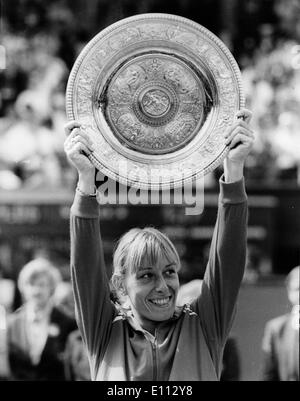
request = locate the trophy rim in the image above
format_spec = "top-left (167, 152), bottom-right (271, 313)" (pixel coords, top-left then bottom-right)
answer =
top-left (66, 13), bottom-right (245, 190)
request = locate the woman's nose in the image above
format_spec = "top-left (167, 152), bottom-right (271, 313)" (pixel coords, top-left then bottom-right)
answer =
top-left (155, 276), bottom-right (168, 292)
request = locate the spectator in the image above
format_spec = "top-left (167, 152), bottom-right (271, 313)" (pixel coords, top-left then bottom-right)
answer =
top-left (54, 281), bottom-right (91, 381)
top-left (0, 89), bottom-right (64, 190)
top-left (261, 266), bottom-right (299, 381)
top-left (64, 330), bottom-right (91, 381)
top-left (6, 258), bottom-right (77, 380)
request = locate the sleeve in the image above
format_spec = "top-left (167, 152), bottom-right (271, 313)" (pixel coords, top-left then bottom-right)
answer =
top-left (261, 321), bottom-right (279, 381)
top-left (70, 191), bottom-right (116, 378)
top-left (193, 175), bottom-right (248, 375)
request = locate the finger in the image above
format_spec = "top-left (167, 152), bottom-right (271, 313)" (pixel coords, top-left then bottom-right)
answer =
top-left (64, 127), bottom-right (80, 148)
top-left (64, 129), bottom-right (81, 152)
top-left (73, 129), bottom-right (95, 149)
top-left (224, 120), bottom-right (253, 138)
top-left (68, 142), bottom-right (93, 158)
top-left (235, 108), bottom-right (252, 123)
top-left (228, 133), bottom-right (254, 149)
top-left (66, 128), bottom-right (95, 150)
top-left (71, 135), bottom-right (94, 153)
top-left (64, 120), bottom-right (82, 136)
top-left (65, 137), bottom-right (93, 155)
top-left (225, 127), bottom-right (254, 145)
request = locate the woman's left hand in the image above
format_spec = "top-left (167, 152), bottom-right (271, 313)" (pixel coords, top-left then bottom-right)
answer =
top-left (223, 108), bottom-right (255, 182)
top-left (224, 108), bottom-right (255, 165)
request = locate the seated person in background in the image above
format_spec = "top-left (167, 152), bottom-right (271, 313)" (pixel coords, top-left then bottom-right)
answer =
top-left (261, 266), bottom-right (299, 381)
top-left (6, 258), bottom-right (77, 381)
top-left (0, 90), bottom-right (62, 190)
top-left (64, 329), bottom-right (91, 381)
top-left (54, 281), bottom-right (91, 381)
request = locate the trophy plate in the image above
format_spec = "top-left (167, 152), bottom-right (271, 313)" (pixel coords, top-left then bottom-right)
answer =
top-left (66, 13), bottom-right (244, 190)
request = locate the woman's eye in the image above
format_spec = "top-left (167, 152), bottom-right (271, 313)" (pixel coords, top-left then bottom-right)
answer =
top-left (165, 269), bottom-right (176, 276)
top-left (140, 273), bottom-right (152, 279)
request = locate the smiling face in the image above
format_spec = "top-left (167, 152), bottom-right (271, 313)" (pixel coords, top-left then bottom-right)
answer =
top-left (124, 254), bottom-right (179, 334)
top-left (112, 227), bottom-right (181, 334)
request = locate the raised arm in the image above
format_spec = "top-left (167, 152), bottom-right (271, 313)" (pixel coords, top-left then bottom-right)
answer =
top-left (64, 122), bottom-right (115, 375)
top-left (195, 109), bottom-right (254, 373)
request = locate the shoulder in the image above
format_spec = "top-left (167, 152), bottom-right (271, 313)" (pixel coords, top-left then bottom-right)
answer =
top-left (262, 314), bottom-right (291, 352)
top-left (51, 307), bottom-right (77, 329)
top-left (265, 314), bottom-right (289, 334)
top-left (7, 306), bottom-right (25, 325)
top-left (67, 330), bottom-right (83, 343)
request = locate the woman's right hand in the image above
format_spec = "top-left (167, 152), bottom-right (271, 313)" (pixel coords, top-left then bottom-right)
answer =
top-left (64, 121), bottom-right (95, 177)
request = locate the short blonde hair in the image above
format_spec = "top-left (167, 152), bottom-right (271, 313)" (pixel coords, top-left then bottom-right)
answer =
top-left (18, 258), bottom-right (62, 296)
top-left (111, 227), bottom-right (180, 303)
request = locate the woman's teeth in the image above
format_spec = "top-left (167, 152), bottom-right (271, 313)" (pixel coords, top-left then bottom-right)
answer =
top-left (151, 297), bottom-right (170, 305)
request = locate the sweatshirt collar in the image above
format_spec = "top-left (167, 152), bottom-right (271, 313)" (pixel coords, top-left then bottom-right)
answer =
top-left (115, 304), bottom-right (184, 336)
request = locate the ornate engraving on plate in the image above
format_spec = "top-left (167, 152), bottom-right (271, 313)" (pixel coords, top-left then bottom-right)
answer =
top-left (66, 13), bottom-right (244, 190)
top-left (101, 54), bottom-right (213, 154)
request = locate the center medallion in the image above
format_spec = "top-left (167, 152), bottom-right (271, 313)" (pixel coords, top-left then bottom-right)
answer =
top-left (103, 53), bottom-right (212, 154)
top-left (133, 81), bottom-right (178, 127)
top-left (141, 89), bottom-right (171, 117)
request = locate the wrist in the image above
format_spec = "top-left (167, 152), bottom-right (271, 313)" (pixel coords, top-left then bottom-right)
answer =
top-left (223, 159), bottom-right (244, 183)
top-left (77, 171), bottom-right (95, 194)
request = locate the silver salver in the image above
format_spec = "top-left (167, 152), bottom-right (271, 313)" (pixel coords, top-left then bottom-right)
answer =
top-left (66, 13), bottom-right (244, 190)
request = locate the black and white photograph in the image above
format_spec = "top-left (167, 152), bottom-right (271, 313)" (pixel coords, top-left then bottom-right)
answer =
top-left (0, 0), bottom-right (299, 388)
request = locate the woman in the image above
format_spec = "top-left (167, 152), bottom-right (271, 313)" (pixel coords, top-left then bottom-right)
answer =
top-left (7, 258), bottom-right (77, 380)
top-left (64, 108), bottom-right (254, 381)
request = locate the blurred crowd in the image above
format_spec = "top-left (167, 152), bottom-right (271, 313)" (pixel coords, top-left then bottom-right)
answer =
top-left (0, 0), bottom-right (83, 191)
top-left (242, 39), bottom-right (300, 183)
top-left (0, 32), bottom-right (75, 190)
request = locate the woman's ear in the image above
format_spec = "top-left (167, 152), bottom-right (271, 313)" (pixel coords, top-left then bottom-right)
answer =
top-left (119, 280), bottom-right (127, 296)
top-left (111, 274), bottom-right (127, 296)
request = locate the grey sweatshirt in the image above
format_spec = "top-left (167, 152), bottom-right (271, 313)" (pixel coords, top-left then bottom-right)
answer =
top-left (70, 176), bottom-right (248, 381)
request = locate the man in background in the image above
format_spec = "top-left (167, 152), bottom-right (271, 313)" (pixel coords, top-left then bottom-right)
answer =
top-left (261, 266), bottom-right (299, 381)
